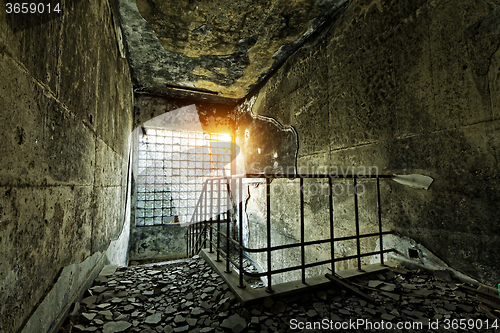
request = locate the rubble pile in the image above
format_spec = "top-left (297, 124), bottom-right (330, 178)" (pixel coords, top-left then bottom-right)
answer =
top-left (66, 256), bottom-right (500, 333)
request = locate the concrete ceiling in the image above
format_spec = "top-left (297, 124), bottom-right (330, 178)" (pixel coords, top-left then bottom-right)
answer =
top-left (118, 0), bottom-right (349, 103)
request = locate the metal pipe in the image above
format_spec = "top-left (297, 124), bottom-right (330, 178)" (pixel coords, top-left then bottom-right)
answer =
top-left (204, 181), bottom-right (208, 249)
top-left (217, 179), bottom-right (221, 262)
top-left (329, 177), bottom-right (335, 273)
top-left (225, 179), bottom-right (231, 274)
top-left (186, 225), bottom-right (189, 257)
top-left (377, 177), bottom-right (385, 265)
top-left (197, 192), bottom-right (201, 253)
top-left (266, 178), bottom-right (273, 293)
top-left (354, 177), bottom-right (362, 271)
top-left (238, 177), bottom-right (245, 288)
top-left (221, 249), bottom-right (396, 279)
top-left (300, 178), bottom-right (305, 284)
top-left (209, 180), bottom-right (214, 253)
top-left (194, 207), bottom-right (197, 255)
top-left (222, 230), bottom-right (392, 253)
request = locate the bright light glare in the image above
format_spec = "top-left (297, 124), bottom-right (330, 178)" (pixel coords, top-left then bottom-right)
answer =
top-left (219, 133), bottom-right (231, 142)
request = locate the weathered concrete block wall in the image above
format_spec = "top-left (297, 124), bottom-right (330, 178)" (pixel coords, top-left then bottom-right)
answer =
top-left (243, 0), bottom-right (500, 285)
top-left (0, 1), bottom-right (133, 332)
top-left (129, 225), bottom-right (187, 261)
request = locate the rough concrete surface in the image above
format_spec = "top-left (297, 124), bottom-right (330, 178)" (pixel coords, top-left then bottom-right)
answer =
top-left (129, 225), bottom-right (187, 262)
top-left (235, 97), bottom-right (298, 175)
top-left (0, 0), bottom-right (133, 331)
top-left (244, 0), bottom-right (500, 286)
top-left (118, 0), bottom-right (350, 99)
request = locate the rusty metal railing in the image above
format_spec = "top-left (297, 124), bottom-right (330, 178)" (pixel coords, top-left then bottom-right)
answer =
top-left (186, 173), bottom-right (394, 292)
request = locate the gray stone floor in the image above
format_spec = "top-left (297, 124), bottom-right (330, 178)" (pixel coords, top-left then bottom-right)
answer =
top-left (64, 256), bottom-right (500, 333)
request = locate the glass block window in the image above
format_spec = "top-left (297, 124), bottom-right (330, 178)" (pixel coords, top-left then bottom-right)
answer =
top-left (136, 129), bottom-right (232, 226)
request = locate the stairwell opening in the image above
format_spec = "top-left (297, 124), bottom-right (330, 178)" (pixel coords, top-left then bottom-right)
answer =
top-left (128, 104), bottom-right (237, 263)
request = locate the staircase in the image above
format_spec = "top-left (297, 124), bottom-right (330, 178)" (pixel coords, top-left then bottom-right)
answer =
top-left (186, 173), bottom-right (395, 296)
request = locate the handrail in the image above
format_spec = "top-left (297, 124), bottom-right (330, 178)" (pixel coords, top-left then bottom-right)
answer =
top-left (192, 173), bottom-right (393, 180)
top-left (186, 173), bottom-right (394, 291)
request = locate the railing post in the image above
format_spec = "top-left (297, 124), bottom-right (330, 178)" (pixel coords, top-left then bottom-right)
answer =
top-left (300, 178), bottom-right (306, 284)
top-left (329, 177), bottom-right (335, 274)
top-left (377, 176), bottom-right (385, 266)
top-left (198, 199), bottom-right (201, 253)
top-left (225, 178), bottom-right (231, 274)
top-left (238, 177), bottom-right (245, 288)
top-left (216, 179), bottom-right (221, 262)
top-left (195, 194), bottom-right (199, 253)
top-left (209, 180), bottom-right (213, 253)
top-left (266, 177), bottom-right (273, 293)
top-left (354, 177), bottom-right (362, 271)
top-left (193, 208), bottom-right (197, 255)
top-left (187, 224), bottom-right (190, 257)
top-left (204, 181), bottom-right (208, 249)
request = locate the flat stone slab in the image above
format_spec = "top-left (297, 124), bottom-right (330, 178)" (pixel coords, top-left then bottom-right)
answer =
top-left (145, 312), bottom-right (161, 324)
top-left (99, 265), bottom-right (118, 277)
top-left (102, 321), bottom-right (131, 333)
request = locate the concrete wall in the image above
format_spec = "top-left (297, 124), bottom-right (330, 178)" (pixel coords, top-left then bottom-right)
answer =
top-left (129, 225), bottom-right (187, 261)
top-left (0, 1), bottom-right (133, 331)
top-left (239, 0), bottom-right (500, 286)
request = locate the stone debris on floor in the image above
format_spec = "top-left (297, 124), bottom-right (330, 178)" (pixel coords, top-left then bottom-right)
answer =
top-left (227, 253), bottom-right (266, 289)
top-left (64, 255), bottom-right (500, 333)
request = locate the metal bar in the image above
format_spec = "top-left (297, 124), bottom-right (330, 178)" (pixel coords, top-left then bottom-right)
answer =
top-left (186, 225), bottom-right (189, 257)
top-left (329, 177), bottom-right (335, 273)
top-left (354, 178), bottom-right (362, 271)
top-left (198, 205), bottom-right (202, 252)
top-left (202, 173), bottom-right (393, 181)
top-left (266, 178), bottom-right (273, 292)
top-left (209, 180), bottom-right (213, 253)
top-left (216, 179), bottom-right (221, 262)
top-left (207, 241), bottom-right (394, 278)
top-left (204, 181), bottom-right (208, 249)
top-left (207, 222), bottom-right (391, 252)
top-left (197, 193), bottom-right (203, 251)
top-left (377, 176), bottom-right (385, 265)
top-left (325, 273), bottom-right (376, 304)
top-left (238, 177), bottom-right (245, 288)
top-left (187, 220), bottom-right (190, 257)
top-left (225, 179), bottom-right (231, 273)
top-left (188, 174), bottom-right (394, 284)
top-left (193, 208), bottom-right (196, 255)
top-left (189, 214), bottom-right (192, 256)
top-left (300, 178), bottom-right (305, 284)
top-left (229, 173), bottom-right (394, 180)
top-left (193, 224), bottom-right (207, 254)
top-left (191, 222), bottom-right (198, 256)
top-left (332, 232), bottom-right (392, 243)
top-left (249, 249), bottom-right (396, 277)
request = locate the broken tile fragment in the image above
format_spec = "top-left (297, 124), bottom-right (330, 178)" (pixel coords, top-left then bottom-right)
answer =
top-left (102, 321), bottom-right (131, 333)
top-left (145, 312), bottom-right (162, 324)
